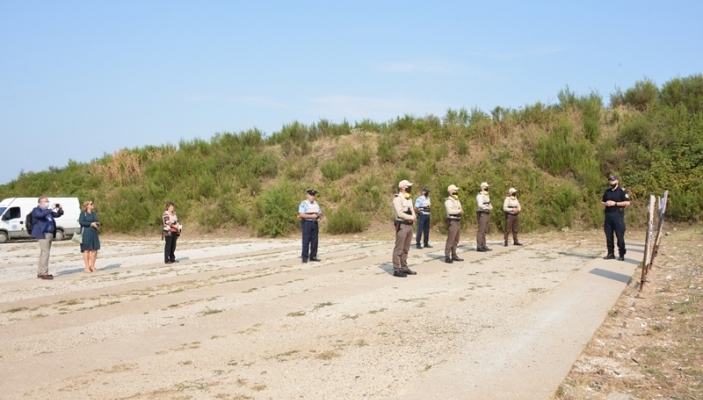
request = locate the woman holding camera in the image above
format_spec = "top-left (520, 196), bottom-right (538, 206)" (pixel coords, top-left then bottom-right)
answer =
top-left (79, 200), bottom-right (101, 272)
top-left (163, 201), bottom-right (181, 264)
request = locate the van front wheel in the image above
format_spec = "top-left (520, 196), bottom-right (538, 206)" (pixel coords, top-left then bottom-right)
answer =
top-left (0, 231), bottom-right (8, 243)
top-left (55, 229), bottom-right (65, 241)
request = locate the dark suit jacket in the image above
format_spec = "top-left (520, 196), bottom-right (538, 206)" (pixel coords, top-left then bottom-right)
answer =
top-left (30, 206), bottom-right (63, 239)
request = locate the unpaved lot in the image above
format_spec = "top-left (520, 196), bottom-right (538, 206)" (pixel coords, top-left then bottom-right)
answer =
top-left (0, 231), bottom-right (642, 399)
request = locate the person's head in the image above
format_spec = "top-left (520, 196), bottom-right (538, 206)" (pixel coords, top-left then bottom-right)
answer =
top-left (38, 196), bottom-right (49, 209)
top-left (422, 187), bottom-right (430, 196)
top-left (480, 182), bottom-right (490, 192)
top-left (82, 200), bottom-right (94, 211)
top-left (166, 201), bottom-right (175, 212)
top-left (398, 180), bottom-right (413, 197)
top-left (447, 184), bottom-right (459, 197)
top-left (306, 189), bottom-right (317, 201)
top-left (608, 175), bottom-right (619, 188)
top-left (509, 188), bottom-right (517, 196)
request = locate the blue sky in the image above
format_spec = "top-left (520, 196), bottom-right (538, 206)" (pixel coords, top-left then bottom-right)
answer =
top-left (1, 1), bottom-right (702, 185)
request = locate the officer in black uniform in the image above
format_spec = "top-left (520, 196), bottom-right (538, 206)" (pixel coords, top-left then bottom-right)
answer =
top-left (601, 175), bottom-right (630, 261)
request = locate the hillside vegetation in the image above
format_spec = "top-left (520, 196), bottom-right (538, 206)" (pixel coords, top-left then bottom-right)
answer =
top-left (2, 74), bottom-right (702, 237)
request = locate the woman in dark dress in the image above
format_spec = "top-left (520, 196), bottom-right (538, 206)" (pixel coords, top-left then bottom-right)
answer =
top-left (78, 200), bottom-right (101, 273)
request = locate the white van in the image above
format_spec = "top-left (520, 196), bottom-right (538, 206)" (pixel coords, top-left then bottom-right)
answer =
top-left (0, 197), bottom-right (81, 243)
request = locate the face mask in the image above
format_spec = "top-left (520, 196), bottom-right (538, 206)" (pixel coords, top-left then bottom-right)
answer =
top-left (405, 186), bottom-right (412, 194)
top-left (404, 193), bottom-right (411, 199)
top-left (452, 194), bottom-right (459, 200)
top-left (45, 201), bottom-right (51, 209)
top-left (610, 182), bottom-right (617, 188)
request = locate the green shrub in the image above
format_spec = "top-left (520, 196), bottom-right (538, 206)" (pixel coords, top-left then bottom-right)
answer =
top-left (326, 205), bottom-right (370, 234)
top-left (253, 182), bottom-right (300, 237)
top-left (660, 74), bottom-right (703, 113)
top-left (351, 174), bottom-right (385, 213)
top-left (320, 161), bottom-right (343, 181)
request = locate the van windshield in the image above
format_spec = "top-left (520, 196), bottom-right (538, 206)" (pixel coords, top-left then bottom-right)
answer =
top-left (0, 207), bottom-right (6, 218)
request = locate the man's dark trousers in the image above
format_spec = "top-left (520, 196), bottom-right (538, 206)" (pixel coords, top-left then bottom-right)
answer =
top-left (604, 212), bottom-right (626, 256)
top-left (301, 220), bottom-right (319, 260)
top-left (416, 214), bottom-right (430, 246)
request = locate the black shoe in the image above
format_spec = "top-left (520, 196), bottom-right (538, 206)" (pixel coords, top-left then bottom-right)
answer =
top-left (416, 244), bottom-right (422, 249)
top-left (485, 247), bottom-right (493, 251)
top-left (513, 242), bottom-right (523, 246)
top-left (37, 274), bottom-right (54, 280)
top-left (165, 260), bottom-right (172, 264)
top-left (310, 257), bottom-right (321, 262)
top-left (424, 244), bottom-right (433, 248)
top-left (170, 259), bottom-right (179, 263)
top-left (302, 259), bottom-right (308, 263)
top-left (401, 269), bottom-right (417, 275)
top-left (445, 257), bottom-right (453, 263)
top-left (393, 270), bottom-right (407, 277)
top-left (452, 257), bottom-right (464, 262)
top-left (477, 248), bottom-right (488, 252)
top-left (603, 254), bottom-right (615, 260)
top-left (617, 256), bottom-right (625, 261)
top-left (504, 242), bottom-right (508, 247)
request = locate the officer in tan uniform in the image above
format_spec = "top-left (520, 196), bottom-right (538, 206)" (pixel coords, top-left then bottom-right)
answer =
top-left (444, 184), bottom-right (464, 263)
top-left (476, 182), bottom-right (493, 252)
top-left (391, 180), bottom-right (417, 277)
top-left (503, 187), bottom-right (523, 246)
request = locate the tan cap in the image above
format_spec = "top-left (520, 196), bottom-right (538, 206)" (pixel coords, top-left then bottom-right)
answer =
top-left (509, 188), bottom-right (516, 194)
top-left (447, 184), bottom-right (458, 192)
top-left (480, 182), bottom-right (489, 188)
top-left (398, 179), bottom-right (413, 188)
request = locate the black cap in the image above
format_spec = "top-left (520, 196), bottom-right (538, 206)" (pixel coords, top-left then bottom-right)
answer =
top-left (306, 189), bottom-right (317, 195)
top-left (423, 187), bottom-right (430, 193)
top-left (608, 175), bottom-right (618, 181)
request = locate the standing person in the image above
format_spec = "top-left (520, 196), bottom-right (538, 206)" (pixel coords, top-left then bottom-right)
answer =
top-left (163, 202), bottom-right (181, 264)
top-left (414, 187), bottom-right (432, 249)
top-left (444, 184), bottom-right (464, 263)
top-left (78, 200), bottom-right (101, 272)
top-left (298, 189), bottom-right (322, 263)
top-left (392, 180), bottom-right (417, 277)
top-left (601, 175), bottom-right (630, 261)
top-left (30, 196), bottom-right (64, 280)
top-left (476, 182), bottom-right (493, 252)
top-left (503, 188), bottom-right (523, 247)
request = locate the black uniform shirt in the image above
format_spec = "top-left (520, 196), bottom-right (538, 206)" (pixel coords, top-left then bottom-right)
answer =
top-left (602, 186), bottom-right (630, 214)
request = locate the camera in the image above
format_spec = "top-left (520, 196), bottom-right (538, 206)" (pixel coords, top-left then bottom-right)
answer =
top-left (55, 203), bottom-right (61, 208)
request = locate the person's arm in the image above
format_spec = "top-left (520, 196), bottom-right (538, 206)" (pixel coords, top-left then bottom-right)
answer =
top-left (393, 197), bottom-right (414, 221)
top-left (503, 197), bottom-right (511, 213)
top-left (78, 212), bottom-right (90, 227)
top-left (298, 203), bottom-right (318, 219)
top-left (445, 199), bottom-right (462, 215)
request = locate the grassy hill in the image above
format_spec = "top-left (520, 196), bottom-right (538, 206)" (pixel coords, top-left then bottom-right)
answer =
top-left (2, 74), bottom-right (702, 237)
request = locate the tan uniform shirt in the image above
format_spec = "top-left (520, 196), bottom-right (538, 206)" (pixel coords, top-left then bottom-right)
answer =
top-left (393, 194), bottom-right (416, 221)
top-left (444, 196), bottom-right (463, 218)
top-left (476, 192), bottom-right (492, 212)
top-left (503, 196), bottom-right (521, 213)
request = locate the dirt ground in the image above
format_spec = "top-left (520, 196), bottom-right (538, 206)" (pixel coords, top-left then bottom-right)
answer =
top-left (555, 228), bottom-right (703, 400)
top-left (0, 228), bottom-right (699, 399)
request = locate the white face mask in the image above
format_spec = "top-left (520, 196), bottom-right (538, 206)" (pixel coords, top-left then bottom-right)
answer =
top-left (45, 201), bottom-right (51, 209)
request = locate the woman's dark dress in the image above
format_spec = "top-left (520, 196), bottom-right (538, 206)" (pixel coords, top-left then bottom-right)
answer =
top-left (78, 211), bottom-right (101, 253)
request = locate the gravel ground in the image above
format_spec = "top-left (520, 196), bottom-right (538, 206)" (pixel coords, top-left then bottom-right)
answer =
top-left (0, 231), bottom-right (632, 399)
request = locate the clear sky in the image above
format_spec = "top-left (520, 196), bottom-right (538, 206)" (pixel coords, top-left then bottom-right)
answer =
top-left (1, 1), bottom-right (702, 185)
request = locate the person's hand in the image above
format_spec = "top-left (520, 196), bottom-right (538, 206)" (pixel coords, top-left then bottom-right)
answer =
top-left (91, 222), bottom-right (98, 228)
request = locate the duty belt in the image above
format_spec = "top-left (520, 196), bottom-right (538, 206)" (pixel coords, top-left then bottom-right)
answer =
top-left (395, 220), bottom-right (414, 225)
top-left (447, 215), bottom-right (461, 220)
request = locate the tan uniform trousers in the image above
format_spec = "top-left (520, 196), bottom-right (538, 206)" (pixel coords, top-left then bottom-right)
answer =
top-left (393, 224), bottom-right (413, 271)
top-left (445, 219), bottom-right (461, 258)
top-left (476, 212), bottom-right (490, 249)
top-left (37, 232), bottom-right (53, 275)
top-left (504, 213), bottom-right (519, 243)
